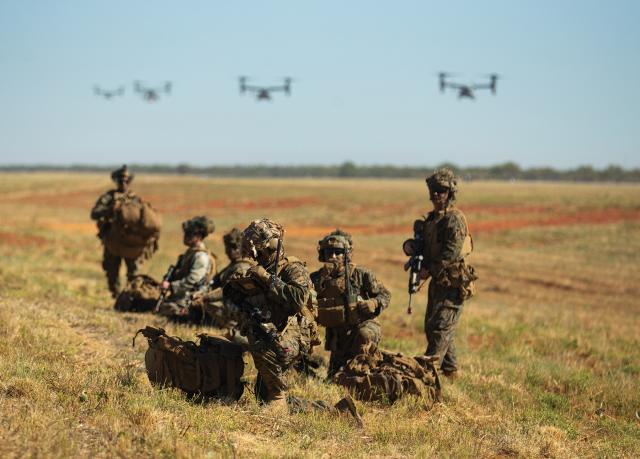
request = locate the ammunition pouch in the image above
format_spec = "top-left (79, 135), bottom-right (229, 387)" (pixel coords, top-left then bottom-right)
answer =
top-left (316, 297), bottom-right (360, 328)
top-left (435, 261), bottom-right (478, 300)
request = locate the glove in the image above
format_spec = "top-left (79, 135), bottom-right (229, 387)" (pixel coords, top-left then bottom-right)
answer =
top-left (357, 299), bottom-right (378, 317)
top-left (190, 291), bottom-right (206, 307)
top-left (248, 265), bottom-right (271, 285)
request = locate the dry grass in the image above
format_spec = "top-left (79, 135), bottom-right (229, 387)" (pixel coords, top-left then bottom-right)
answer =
top-left (0, 173), bottom-right (639, 458)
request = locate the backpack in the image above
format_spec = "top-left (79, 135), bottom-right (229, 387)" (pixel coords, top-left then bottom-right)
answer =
top-left (104, 194), bottom-right (161, 259)
top-left (333, 349), bottom-right (441, 406)
top-left (114, 275), bottom-right (161, 312)
top-left (133, 326), bottom-right (245, 401)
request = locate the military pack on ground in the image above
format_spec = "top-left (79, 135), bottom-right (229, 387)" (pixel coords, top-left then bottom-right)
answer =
top-left (91, 166), bottom-right (476, 425)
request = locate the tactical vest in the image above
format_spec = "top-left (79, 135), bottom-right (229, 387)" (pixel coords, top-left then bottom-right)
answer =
top-left (315, 265), bottom-right (361, 328)
top-left (421, 207), bottom-right (473, 262)
top-left (174, 245), bottom-right (217, 286)
top-left (421, 207), bottom-right (477, 299)
top-left (277, 257), bottom-right (320, 346)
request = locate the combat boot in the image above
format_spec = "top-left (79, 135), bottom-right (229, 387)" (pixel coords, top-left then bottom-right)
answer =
top-left (334, 395), bottom-right (364, 428)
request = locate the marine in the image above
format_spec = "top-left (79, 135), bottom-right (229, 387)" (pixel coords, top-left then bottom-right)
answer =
top-left (156, 216), bottom-right (217, 320)
top-left (310, 230), bottom-right (391, 377)
top-left (223, 219), bottom-right (320, 409)
top-left (403, 168), bottom-right (477, 378)
top-left (90, 165), bottom-right (159, 298)
top-left (191, 227), bottom-right (255, 330)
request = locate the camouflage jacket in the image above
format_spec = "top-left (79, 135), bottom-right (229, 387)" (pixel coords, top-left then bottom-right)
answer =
top-left (420, 204), bottom-right (473, 278)
top-left (225, 256), bottom-right (314, 331)
top-left (170, 242), bottom-right (217, 297)
top-left (311, 264), bottom-right (391, 316)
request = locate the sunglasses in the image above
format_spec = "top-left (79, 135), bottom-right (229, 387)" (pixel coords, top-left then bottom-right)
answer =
top-left (324, 248), bottom-right (345, 257)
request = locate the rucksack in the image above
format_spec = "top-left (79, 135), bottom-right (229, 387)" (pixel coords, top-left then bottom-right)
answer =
top-left (133, 326), bottom-right (245, 401)
top-left (114, 275), bottom-right (161, 312)
top-left (333, 349), bottom-right (441, 406)
top-left (104, 195), bottom-right (161, 259)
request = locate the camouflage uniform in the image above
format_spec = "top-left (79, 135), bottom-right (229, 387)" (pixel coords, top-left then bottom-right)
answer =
top-left (411, 169), bottom-right (476, 375)
top-left (157, 217), bottom-right (217, 319)
top-left (224, 219), bottom-right (318, 405)
top-left (90, 166), bottom-right (140, 297)
top-left (189, 228), bottom-right (254, 330)
top-left (311, 231), bottom-right (390, 376)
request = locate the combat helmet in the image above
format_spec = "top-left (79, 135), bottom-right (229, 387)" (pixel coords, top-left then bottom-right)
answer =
top-left (111, 164), bottom-right (134, 183)
top-left (182, 216), bottom-right (216, 239)
top-left (318, 229), bottom-right (353, 262)
top-left (242, 218), bottom-right (284, 259)
top-left (426, 168), bottom-right (458, 201)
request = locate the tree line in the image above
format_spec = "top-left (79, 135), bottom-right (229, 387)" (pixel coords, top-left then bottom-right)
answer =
top-left (2, 162), bottom-right (639, 182)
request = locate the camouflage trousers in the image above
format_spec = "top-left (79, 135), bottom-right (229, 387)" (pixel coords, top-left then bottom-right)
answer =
top-left (102, 247), bottom-right (138, 298)
top-left (425, 281), bottom-right (464, 374)
top-left (251, 316), bottom-right (313, 403)
top-left (326, 319), bottom-right (381, 377)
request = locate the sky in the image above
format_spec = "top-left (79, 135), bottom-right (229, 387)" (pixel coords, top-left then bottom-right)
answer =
top-left (0, 1), bottom-right (639, 169)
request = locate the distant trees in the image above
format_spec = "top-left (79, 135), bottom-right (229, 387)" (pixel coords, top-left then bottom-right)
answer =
top-left (2, 162), bottom-right (639, 182)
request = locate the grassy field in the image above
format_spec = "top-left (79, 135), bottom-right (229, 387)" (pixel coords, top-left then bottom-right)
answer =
top-left (0, 173), bottom-right (639, 458)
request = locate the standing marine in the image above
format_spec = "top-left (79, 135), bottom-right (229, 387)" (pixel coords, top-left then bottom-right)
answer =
top-left (311, 230), bottom-right (391, 377)
top-left (90, 165), bottom-right (160, 298)
top-left (403, 168), bottom-right (477, 378)
top-left (223, 219), bottom-right (320, 410)
top-left (157, 216), bottom-right (217, 320)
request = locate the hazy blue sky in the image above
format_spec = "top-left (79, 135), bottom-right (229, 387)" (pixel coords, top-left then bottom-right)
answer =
top-left (1, 1), bottom-right (638, 168)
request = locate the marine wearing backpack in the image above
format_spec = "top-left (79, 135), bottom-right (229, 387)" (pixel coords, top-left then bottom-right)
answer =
top-left (90, 165), bottom-right (161, 298)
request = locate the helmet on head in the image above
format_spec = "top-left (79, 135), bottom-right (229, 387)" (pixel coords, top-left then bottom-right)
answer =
top-left (242, 218), bottom-right (283, 260)
top-left (426, 168), bottom-right (458, 201)
top-left (223, 227), bottom-right (243, 259)
top-left (111, 164), bottom-right (134, 183)
top-left (182, 216), bottom-right (215, 239)
top-left (317, 229), bottom-right (353, 262)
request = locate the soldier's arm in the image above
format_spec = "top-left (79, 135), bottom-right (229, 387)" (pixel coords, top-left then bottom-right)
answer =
top-left (268, 263), bottom-right (310, 315)
top-left (440, 212), bottom-right (468, 261)
top-left (360, 268), bottom-right (391, 312)
top-left (170, 252), bottom-right (210, 295)
top-left (90, 192), bottom-right (114, 220)
top-left (209, 265), bottom-right (226, 290)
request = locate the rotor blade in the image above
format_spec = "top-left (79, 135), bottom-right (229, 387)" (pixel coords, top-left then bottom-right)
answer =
top-left (470, 84), bottom-right (491, 90)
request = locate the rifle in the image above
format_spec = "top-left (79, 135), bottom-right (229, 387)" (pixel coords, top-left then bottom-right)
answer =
top-left (153, 264), bottom-right (176, 313)
top-left (270, 233), bottom-right (283, 289)
top-left (343, 248), bottom-right (358, 321)
top-left (223, 277), bottom-right (278, 345)
top-left (406, 254), bottom-right (424, 315)
top-left (404, 219), bottom-right (426, 315)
